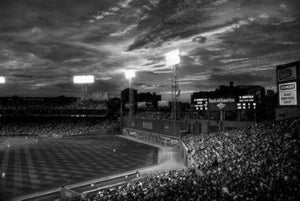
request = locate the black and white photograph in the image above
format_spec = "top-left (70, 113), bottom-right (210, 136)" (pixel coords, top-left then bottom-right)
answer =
top-left (0, 0), bottom-right (299, 200)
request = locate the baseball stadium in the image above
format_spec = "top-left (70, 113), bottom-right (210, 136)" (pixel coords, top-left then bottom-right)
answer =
top-left (1, 1), bottom-right (300, 201)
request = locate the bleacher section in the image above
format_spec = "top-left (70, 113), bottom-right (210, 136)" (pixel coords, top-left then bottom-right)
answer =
top-left (0, 97), bottom-right (107, 117)
top-left (76, 117), bottom-right (299, 201)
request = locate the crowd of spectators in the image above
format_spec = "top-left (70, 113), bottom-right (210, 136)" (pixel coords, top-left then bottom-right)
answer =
top-left (130, 110), bottom-right (208, 120)
top-left (77, 118), bottom-right (299, 201)
top-left (0, 98), bottom-right (107, 116)
top-left (134, 111), bottom-right (172, 120)
top-left (0, 118), bottom-right (116, 137)
top-left (181, 117), bottom-right (299, 200)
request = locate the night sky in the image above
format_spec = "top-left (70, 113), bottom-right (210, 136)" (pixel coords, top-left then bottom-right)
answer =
top-left (0, 0), bottom-right (299, 101)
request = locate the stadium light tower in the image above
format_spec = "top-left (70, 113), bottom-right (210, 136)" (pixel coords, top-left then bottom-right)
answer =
top-left (165, 49), bottom-right (180, 121)
top-left (73, 75), bottom-right (95, 100)
top-left (0, 76), bottom-right (5, 84)
top-left (124, 70), bottom-right (136, 118)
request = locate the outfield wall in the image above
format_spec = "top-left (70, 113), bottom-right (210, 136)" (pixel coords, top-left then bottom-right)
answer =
top-left (122, 117), bottom-right (184, 137)
top-left (122, 128), bottom-right (179, 146)
top-left (122, 127), bottom-right (201, 171)
top-left (122, 117), bottom-right (255, 135)
top-left (276, 106), bottom-right (300, 120)
top-left (185, 119), bottom-right (255, 135)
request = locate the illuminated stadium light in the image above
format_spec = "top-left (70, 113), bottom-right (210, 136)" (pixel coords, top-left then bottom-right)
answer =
top-left (166, 49), bottom-right (180, 120)
top-left (165, 49), bottom-right (180, 66)
top-left (0, 76), bottom-right (5, 84)
top-left (124, 70), bottom-right (136, 80)
top-left (123, 70), bottom-right (136, 118)
top-left (73, 75), bottom-right (94, 84)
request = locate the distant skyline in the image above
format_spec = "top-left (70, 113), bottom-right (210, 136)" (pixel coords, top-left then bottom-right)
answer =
top-left (0, 0), bottom-right (299, 101)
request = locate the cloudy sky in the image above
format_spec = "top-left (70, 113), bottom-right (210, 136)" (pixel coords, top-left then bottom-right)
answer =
top-left (0, 0), bottom-right (299, 101)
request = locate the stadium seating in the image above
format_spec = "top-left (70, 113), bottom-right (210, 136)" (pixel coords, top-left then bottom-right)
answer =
top-left (0, 118), bottom-right (118, 137)
top-left (78, 118), bottom-right (299, 201)
top-left (0, 98), bottom-right (107, 116)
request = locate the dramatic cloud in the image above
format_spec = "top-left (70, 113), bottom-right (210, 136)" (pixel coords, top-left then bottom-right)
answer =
top-left (210, 72), bottom-right (273, 85)
top-left (0, 0), bottom-right (299, 100)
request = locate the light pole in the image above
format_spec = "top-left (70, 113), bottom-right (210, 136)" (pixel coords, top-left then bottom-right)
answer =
top-left (124, 70), bottom-right (136, 118)
top-left (165, 49), bottom-right (180, 121)
top-left (73, 75), bottom-right (95, 100)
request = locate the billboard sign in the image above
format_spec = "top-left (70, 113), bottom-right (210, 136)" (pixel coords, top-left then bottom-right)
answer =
top-left (279, 82), bottom-right (297, 106)
top-left (277, 66), bottom-right (297, 82)
top-left (142, 121), bottom-right (153, 130)
top-left (209, 98), bottom-right (235, 103)
top-left (208, 98), bottom-right (236, 111)
top-left (217, 103), bottom-right (226, 110)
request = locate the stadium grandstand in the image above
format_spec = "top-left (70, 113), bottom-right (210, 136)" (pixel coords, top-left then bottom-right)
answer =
top-left (69, 117), bottom-right (300, 201)
top-left (1, 1), bottom-right (300, 201)
top-left (0, 97), bottom-right (107, 117)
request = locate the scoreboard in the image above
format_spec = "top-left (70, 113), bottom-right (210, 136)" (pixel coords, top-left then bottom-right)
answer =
top-left (193, 98), bottom-right (208, 110)
top-left (237, 95), bottom-right (256, 110)
top-left (209, 98), bottom-right (236, 111)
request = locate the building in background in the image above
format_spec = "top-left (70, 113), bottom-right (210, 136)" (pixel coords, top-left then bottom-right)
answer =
top-left (137, 92), bottom-right (161, 111)
top-left (121, 88), bottom-right (138, 115)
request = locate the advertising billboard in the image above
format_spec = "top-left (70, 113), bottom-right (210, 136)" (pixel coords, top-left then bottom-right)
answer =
top-left (279, 82), bottom-right (297, 106)
top-left (277, 66), bottom-right (297, 83)
top-left (208, 98), bottom-right (236, 111)
top-left (142, 121), bottom-right (153, 130)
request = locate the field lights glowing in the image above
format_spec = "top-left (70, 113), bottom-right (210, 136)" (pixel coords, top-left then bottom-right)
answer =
top-left (165, 49), bottom-right (180, 66)
top-left (124, 70), bottom-right (136, 80)
top-left (73, 75), bottom-right (95, 84)
top-left (0, 77), bottom-right (5, 84)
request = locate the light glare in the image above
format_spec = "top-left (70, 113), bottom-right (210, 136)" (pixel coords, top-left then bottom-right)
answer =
top-left (165, 49), bottom-right (180, 66)
top-left (124, 70), bottom-right (136, 80)
top-left (73, 75), bottom-right (95, 84)
top-left (0, 77), bottom-right (5, 84)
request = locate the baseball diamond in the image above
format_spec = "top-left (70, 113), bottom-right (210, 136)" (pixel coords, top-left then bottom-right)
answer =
top-left (0, 135), bottom-right (158, 200)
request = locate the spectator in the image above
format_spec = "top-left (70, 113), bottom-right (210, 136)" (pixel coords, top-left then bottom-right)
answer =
top-left (80, 118), bottom-right (299, 201)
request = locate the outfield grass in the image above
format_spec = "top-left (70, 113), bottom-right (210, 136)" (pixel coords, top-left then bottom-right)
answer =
top-left (0, 135), bottom-right (158, 200)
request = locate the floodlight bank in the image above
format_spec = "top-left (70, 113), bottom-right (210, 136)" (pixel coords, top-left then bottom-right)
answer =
top-left (124, 70), bottom-right (136, 80)
top-left (165, 49), bottom-right (180, 66)
top-left (0, 76), bottom-right (5, 84)
top-left (73, 75), bottom-right (95, 84)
